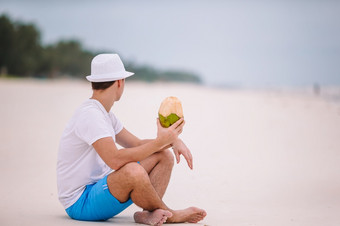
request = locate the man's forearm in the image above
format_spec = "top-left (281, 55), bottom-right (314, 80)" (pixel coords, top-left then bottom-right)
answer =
top-left (139, 139), bottom-right (172, 150)
top-left (138, 139), bottom-right (153, 146)
top-left (114, 139), bottom-right (171, 166)
top-left (114, 138), bottom-right (175, 169)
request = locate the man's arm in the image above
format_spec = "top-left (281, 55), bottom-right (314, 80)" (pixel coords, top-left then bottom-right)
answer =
top-left (116, 124), bottom-right (193, 170)
top-left (115, 128), bottom-right (142, 148)
top-left (116, 128), bottom-right (171, 149)
top-left (93, 118), bottom-right (184, 170)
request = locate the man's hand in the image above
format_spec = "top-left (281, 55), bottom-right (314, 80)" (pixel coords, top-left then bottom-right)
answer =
top-left (156, 118), bottom-right (185, 147)
top-left (172, 138), bottom-right (193, 170)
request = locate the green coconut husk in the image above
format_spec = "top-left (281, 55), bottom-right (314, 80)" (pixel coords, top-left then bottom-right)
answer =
top-left (159, 113), bottom-right (181, 128)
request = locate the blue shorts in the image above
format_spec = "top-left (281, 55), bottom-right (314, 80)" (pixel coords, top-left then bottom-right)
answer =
top-left (66, 175), bottom-right (133, 221)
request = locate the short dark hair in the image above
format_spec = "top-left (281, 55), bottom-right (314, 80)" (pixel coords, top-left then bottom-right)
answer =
top-left (91, 81), bottom-right (116, 90)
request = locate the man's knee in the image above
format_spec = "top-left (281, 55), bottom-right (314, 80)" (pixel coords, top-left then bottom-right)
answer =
top-left (120, 162), bottom-right (149, 183)
top-left (160, 149), bottom-right (174, 166)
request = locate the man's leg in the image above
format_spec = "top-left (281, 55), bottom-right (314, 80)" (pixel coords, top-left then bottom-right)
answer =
top-left (107, 162), bottom-right (168, 211)
top-left (139, 149), bottom-right (174, 199)
top-left (136, 149), bottom-right (207, 224)
top-left (107, 162), bottom-right (171, 225)
top-left (107, 154), bottom-right (206, 224)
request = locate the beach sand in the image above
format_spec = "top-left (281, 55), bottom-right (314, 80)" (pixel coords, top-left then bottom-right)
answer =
top-left (1, 78), bottom-right (340, 226)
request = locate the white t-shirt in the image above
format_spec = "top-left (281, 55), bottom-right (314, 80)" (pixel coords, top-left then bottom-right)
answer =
top-left (57, 99), bottom-right (123, 209)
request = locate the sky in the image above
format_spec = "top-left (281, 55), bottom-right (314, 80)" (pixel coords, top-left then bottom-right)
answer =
top-left (1, 0), bottom-right (340, 87)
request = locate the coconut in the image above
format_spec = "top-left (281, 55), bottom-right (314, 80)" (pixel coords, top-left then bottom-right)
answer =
top-left (158, 96), bottom-right (183, 128)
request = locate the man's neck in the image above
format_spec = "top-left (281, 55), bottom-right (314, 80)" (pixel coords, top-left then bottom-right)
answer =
top-left (91, 92), bottom-right (115, 113)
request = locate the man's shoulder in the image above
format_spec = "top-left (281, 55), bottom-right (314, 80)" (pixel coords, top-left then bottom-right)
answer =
top-left (76, 100), bottom-right (105, 117)
top-left (64, 101), bottom-right (104, 130)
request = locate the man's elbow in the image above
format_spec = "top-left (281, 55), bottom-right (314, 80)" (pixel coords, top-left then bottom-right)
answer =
top-left (109, 157), bottom-right (135, 171)
top-left (107, 149), bottom-right (138, 170)
top-left (109, 159), bottom-right (124, 171)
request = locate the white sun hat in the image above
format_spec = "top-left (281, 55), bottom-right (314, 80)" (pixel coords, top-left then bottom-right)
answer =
top-left (86, 54), bottom-right (134, 82)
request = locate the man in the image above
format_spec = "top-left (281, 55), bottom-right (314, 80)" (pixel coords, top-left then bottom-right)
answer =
top-left (57, 54), bottom-right (206, 225)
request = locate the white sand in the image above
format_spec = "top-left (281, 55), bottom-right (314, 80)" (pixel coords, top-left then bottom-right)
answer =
top-left (1, 78), bottom-right (340, 226)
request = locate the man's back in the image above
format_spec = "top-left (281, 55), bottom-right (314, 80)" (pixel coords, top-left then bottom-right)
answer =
top-left (57, 99), bottom-right (122, 209)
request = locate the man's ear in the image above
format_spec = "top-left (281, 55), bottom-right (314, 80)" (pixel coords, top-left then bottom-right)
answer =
top-left (117, 79), bottom-right (124, 88)
top-left (117, 79), bottom-right (121, 88)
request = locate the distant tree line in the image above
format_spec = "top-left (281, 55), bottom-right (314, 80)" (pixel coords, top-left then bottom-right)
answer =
top-left (0, 14), bottom-right (201, 83)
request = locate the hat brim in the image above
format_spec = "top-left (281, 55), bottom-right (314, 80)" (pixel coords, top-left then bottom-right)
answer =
top-left (86, 71), bottom-right (134, 82)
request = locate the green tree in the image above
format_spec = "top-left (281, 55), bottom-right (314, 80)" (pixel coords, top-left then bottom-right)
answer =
top-left (12, 22), bottom-right (42, 76)
top-left (0, 15), bottom-right (15, 75)
top-left (41, 40), bottom-right (93, 78)
top-left (0, 14), bottom-right (41, 76)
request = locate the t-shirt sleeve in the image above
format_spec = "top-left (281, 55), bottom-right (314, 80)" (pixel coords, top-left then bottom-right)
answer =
top-left (75, 109), bottom-right (112, 145)
top-left (110, 112), bottom-right (123, 135)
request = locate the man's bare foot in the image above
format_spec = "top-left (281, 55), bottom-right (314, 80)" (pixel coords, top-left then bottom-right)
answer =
top-left (167, 207), bottom-right (207, 223)
top-left (134, 209), bottom-right (173, 226)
